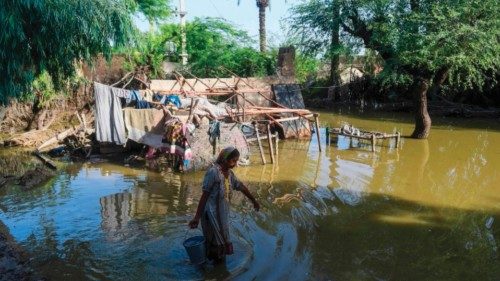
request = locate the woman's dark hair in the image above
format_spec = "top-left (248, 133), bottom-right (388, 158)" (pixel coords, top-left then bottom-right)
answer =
top-left (226, 149), bottom-right (240, 161)
top-left (216, 148), bottom-right (240, 164)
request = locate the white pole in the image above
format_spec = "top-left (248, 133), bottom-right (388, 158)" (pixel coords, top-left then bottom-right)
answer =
top-left (179, 0), bottom-right (188, 65)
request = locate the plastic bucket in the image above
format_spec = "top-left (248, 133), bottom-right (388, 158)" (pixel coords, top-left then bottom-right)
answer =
top-left (183, 235), bottom-right (206, 265)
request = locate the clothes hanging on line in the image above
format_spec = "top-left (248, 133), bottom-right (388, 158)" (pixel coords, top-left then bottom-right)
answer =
top-left (140, 89), bottom-right (154, 102)
top-left (126, 90), bottom-right (152, 109)
top-left (94, 82), bottom-right (128, 145)
top-left (123, 108), bottom-right (167, 148)
top-left (154, 94), bottom-right (182, 108)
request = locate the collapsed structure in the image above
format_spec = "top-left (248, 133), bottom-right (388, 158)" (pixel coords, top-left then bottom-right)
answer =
top-left (93, 71), bottom-right (321, 171)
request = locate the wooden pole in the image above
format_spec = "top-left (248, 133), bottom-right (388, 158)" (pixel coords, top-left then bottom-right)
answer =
top-left (187, 98), bottom-right (195, 123)
top-left (314, 114), bottom-right (322, 152)
top-left (266, 122), bottom-right (275, 164)
top-left (34, 151), bottom-right (57, 170)
top-left (253, 122), bottom-right (266, 164)
top-left (242, 93), bottom-right (246, 122)
top-left (371, 134), bottom-right (376, 152)
top-left (325, 127), bottom-right (330, 146)
top-left (274, 132), bottom-right (279, 156)
top-left (328, 127), bottom-right (332, 146)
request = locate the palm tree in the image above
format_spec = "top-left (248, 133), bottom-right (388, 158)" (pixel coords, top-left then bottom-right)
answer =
top-left (256, 0), bottom-right (269, 52)
top-left (239, 0), bottom-right (269, 53)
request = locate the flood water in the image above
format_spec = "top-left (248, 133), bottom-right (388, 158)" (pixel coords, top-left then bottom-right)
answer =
top-left (1, 110), bottom-right (499, 280)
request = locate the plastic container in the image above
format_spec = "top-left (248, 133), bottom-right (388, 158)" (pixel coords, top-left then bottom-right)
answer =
top-left (183, 229), bottom-right (206, 265)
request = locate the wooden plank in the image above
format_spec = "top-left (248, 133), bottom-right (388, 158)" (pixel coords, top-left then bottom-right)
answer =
top-left (314, 114), bottom-right (322, 152)
top-left (274, 133), bottom-right (279, 157)
top-left (266, 123), bottom-right (275, 164)
top-left (34, 151), bottom-right (57, 170)
top-left (273, 115), bottom-right (314, 123)
top-left (253, 122), bottom-right (266, 164)
top-left (371, 134), bottom-right (376, 152)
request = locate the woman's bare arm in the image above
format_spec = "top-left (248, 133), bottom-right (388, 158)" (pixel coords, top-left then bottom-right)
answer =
top-left (240, 186), bottom-right (260, 211)
top-left (188, 191), bottom-right (210, 228)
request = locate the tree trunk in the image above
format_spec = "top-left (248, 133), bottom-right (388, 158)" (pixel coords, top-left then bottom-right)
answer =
top-left (329, 0), bottom-right (341, 86)
top-left (411, 78), bottom-right (431, 139)
top-left (258, 5), bottom-right (266, 53)
top-left (428, 68), bottom-right (448, 97)
top-left (27, 96), bottom-right (42, 131)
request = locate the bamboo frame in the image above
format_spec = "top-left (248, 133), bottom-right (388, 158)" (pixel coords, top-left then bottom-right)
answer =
top-left (149, 72), bottom-right (319, 150)
top-left (327, 128), bottom-right (401, 151)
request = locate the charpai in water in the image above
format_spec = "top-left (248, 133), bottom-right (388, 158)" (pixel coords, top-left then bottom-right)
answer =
top-left (0, 111), bottom-right (499, 280)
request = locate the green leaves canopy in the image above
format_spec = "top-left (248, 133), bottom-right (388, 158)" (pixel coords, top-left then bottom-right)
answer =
top-left (0, 0), bottom-right (135, 104)
top-left (127, 0), bottom-right (172, 23)
top-left (160, 18), bottom-right (275, 77)
top-left (288, 0), bottom-right (500, 91)
top-left (349, 0), bottom-right (500, 90)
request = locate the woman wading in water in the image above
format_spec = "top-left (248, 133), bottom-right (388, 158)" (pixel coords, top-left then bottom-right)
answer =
top-left (189, 146), bottom-right (260, 263)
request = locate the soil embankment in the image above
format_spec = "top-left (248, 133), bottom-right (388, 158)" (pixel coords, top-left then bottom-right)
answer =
top-left (0, 221), bottom-right (44, 281)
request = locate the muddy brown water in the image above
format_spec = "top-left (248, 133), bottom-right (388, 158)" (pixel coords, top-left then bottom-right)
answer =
top-left (0, 110), bottom-right (499, 280)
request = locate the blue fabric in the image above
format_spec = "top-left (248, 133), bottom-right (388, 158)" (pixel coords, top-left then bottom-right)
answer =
top-left (166, 95), bottom-right (181, 108)
top-left (208, 121), bottom-right (220, 145)
top-left (154, 94), bottom-right (165, 104)
top-left (125, 90), bottom-right (151, 108)
top-left (126, 90), bottom-right (141, 105)
top-left (136, 100), bottom-right (151, 109)
top-left (153, 94), bottom-right (181, 108)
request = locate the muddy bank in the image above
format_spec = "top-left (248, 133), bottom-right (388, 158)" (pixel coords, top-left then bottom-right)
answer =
top-left (0, 221), bottom-right (44, 281)
top-left (0, 150), bottom-right (56, 191)
top-left (0, 150), bottom-right (50, 280)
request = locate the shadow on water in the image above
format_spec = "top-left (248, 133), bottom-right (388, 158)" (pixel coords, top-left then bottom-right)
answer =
top-left (13, 182), bottom-right (500, 280)
top-left (0, 110), bottom-right (499, 280)
top-left (2, 170), bottom-right (498, 280)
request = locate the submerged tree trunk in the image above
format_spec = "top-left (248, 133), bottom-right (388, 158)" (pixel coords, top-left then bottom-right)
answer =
top-left (258, 3), bottom-right (267, 53)
top-left (329, 0), bottom-right (341, 86)
top-left (411, 78), bottom-right (431, 139)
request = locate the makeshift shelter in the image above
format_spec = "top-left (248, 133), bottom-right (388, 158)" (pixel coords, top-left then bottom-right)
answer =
top-left (93, 71), bottom-right (321, 171)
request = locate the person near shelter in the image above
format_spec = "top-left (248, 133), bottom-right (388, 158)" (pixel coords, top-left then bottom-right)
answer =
top-left (188, 146), bottom-right (260, 263)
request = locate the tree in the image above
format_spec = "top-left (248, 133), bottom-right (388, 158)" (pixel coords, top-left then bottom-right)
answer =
top-left (128, 0), bottom-right (172, 31)
top-left (290, 0), bottom-right (500, 138)
top-left (160, 18), bottom-right (275, 77)
top-left (343, 0), bottom-right (499, 138)
top-left (238, 0), bottom-right (270, 53)
top-left (0, 0), bottom-right (135, 104)
top-left (256, 0), bottom-right (270, 53)
top-left (288, 0), bottom-right (343, 86)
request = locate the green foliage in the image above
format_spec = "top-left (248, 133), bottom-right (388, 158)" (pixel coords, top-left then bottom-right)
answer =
top-left (288, 0), bottom-right (341, 56)
top-left (23, 71), bottom-right (86, 109)
top-left (0, 0), bottom-right (135, 104)
top-left (122, 32), bottom-right (168, 79)
top-left (288, 0), bottom-right (500, 93)
top-left (340, 0), bottom-right (499, 90)
top-left (295, 53), bottom-right (320, 84)
top-left (160, 18), bottom-right (275, 77)
top-left (123, 0), bottom-right (171, 25)
top-left (134, 0), bottom-right (171, 23)
top-left (29, 71), bottom-right (58, 108)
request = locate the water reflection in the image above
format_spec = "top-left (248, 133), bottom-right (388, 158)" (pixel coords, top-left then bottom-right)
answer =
top-left (0, 111), bottom-right (499, 280)
top-left (100, 192), bottom-right (133, 234)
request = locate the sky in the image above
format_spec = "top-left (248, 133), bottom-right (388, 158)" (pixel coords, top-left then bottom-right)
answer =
top-left (135, 0), bottom-right (301, 47)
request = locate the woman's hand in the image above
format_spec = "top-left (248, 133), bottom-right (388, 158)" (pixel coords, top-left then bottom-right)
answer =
top-left (188, 218), bottom-right (199, 229)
